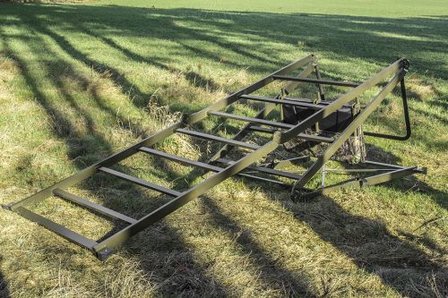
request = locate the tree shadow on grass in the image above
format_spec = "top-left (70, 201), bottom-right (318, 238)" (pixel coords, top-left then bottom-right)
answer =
top-left (0, 12), bottom-right (315, 297)
top-left (0, 275), bottom-right (9, 298)
top-left (247, 143), bottom-right (448, 295)
top-left (266, 143), bottom-right (448, 296)
top-left (2, 5), bottom-right (447, 77)
top-left (3, 4), bottom-right (446, 117)
top-left (199, 196), bottom-right (315, 297)
top-left (0, 257), bottom-right (10, 298)
top-left (0, 30), bottom-right (230, 297)
top-left (1, 3), bottom-right (447, 296)
top-left (77, 25), bottom-right (223, 95)
top-left (281, 193), bottom-right (448, 297)
top-left (2, 4), bottom-right (447, 110)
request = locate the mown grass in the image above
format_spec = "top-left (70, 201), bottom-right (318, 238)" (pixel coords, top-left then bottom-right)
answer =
top-left (0, 1), bottom-right (447, 297)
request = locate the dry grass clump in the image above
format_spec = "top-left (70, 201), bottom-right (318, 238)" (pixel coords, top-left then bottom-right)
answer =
top-left (407, 77), bottom-right (437, 100)
top-left (150, 68), bottom-right (228, 111)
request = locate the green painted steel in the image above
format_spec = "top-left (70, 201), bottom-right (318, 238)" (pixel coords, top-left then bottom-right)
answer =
top-left (5, 55), bottom-right (422, 260)
top-left (53, 189), bottom-right (138, 224)
top-left (291, 68), bottom-right (407, 191)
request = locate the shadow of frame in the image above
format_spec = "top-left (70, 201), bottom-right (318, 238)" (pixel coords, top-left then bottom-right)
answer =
top-left (0, 25), bottom-right (230, 297)
top-left (0, 256), bottom-right (9, 298)
top-left (282, 192), bottom-right (448, 297)
top-left (0, 274), bottom-right (9, 298)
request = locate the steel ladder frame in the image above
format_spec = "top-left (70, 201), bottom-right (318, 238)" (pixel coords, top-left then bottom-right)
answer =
top-left (4, 55), bottom-right (423, 259)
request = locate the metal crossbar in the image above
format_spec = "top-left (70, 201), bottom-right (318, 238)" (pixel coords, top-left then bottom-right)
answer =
top-left (139, 146), bottom-right (288, 185)
top-left (273, 75), bottom-right (360, 87)
top-left (98, 167), bottom-right (182, 197)
top-left (240, 94), bottom-right (355, 110)
top-left (210, 111), bottom-right (294, 129)
top-left (176, 128), bottom-right (260, 150)
top-left (4, 55), bottom-right (423, 260)
top-left (248, 125), bottom-right (335, 143)
top-left (53, 189), bottom-right (138, 224)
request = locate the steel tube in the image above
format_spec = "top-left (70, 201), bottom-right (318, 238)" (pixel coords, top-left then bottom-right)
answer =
top-left (93, 140), bottom-right (279, 257)
top-left (240, 94), bottom-right (323, 110)
top-left (53, 188), bottom-right (137, 224)
top-left (217, 158), bottom-right (302, 180)
top-left (248, 126), bottom-right (335, 143)
top-left (176, 128), bottom-right (260, 150)
top-left (273, 75), bottom-right (360, 87)
top-left (139, 147), bottom-right (288, 185)
top-left (209, 111), bottom-right (294, 129)
top-left (99, 167), bottom-right (181, 197)
top-left (364, 78), bottom-right (412, 140)
top-left (15, 207), bottom-right (98, 249)
top-left (187, 55), bottom-right (316, 124)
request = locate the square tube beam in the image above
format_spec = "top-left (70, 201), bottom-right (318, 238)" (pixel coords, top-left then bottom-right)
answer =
top-left (98, 167), bottom-right (181, 197)
top-left (53, 188), bottom-right (137, 224)
top-left (15, 207), bottom-right (98, 249)
top-left (273, 75), bottom-right (360, 87)
top-left (93, 140), bottom-right (280, 258)
top-left (176, 128), bottom-right (260, 150)
top-left (209, 111), bottom-right (294, 129)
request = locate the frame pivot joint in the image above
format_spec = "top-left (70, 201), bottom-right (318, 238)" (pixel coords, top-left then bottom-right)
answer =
top-left (95, 247), bottom-right (114, 261)
top-left (359, 178), bottom-right (369, 188)
top-left (416, 166), bottom-right (427, 174)
top-left (400, 58), bottom-right (410, 71)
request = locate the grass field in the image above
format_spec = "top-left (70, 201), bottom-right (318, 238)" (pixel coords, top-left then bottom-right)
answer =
top-left (0, 0), bottom-right (447, 297)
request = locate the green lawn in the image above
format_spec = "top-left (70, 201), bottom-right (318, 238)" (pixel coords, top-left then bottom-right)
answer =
top-left (0, 0), bottom-right (447, 297)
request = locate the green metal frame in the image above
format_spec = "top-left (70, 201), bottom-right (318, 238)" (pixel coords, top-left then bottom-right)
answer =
top-left (4, 55), bottom-right (423, 260)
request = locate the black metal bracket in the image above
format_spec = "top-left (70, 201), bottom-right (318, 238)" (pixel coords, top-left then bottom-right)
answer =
top-left (364, 59), bottom-right (411, 141)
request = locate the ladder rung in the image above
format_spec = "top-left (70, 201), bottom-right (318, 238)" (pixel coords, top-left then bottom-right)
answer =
top-left (237, 173), bottom-right (290, 186)
top-left (241, 95), bottom-right (354, 110)
top-left (98, 167), bottom-right (181, 197)
top-left (15, 207), bottom-right (98, 249)
top-left (176, 128), bottom-right (260, 150)
top-left (217, 158), bottom-right (302, 180)
top-left (53, 188), bottom-right (137, 224)
top-left (273, 75), bottom-right (360, 87)
top-left (209, 111), bottom-right (294, 129)
top-left (139, 147), bottom-right (288, 186)
top-left (249, 126), bottom-right (334, 143)
top-left (299, 134), bottom-right (334, 143)
top-left (139, 147), bottom-right (222, 172)
top-left (248, 125), bottom-right (279, 133)
top-left (240, 94), bottom-right (323, 110)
